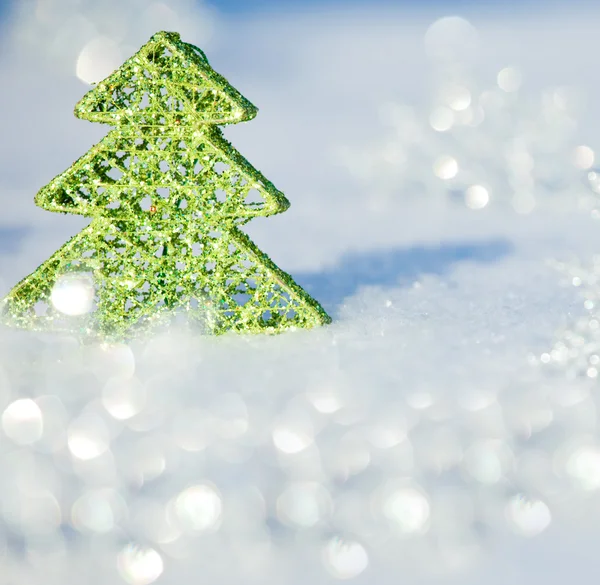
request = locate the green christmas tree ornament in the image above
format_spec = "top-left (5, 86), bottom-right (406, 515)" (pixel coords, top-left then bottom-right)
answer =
top-left (1, 31), bottom-right (331, 342)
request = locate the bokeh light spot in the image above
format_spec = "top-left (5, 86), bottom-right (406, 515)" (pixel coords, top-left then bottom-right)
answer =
top-left (51, 273), bottom-right (95, 316)
top-left (430, 107), bottom-right (455, 132)
top-left (76, 37), bottom-right (123, 85)
top-left (117, 544), bottom-right (164, 585)
top-left (2, 399), bottom-right (43, 445)
top-left (102, 376), bottom-right (146, 420)
top-left (173, 484), bottom-right (222, 533)
top-left (497, 67), bottom-right (522, 92)
top-left (505, 495), bottom-right (551, 537)
top-left (273, 425), bottom-right (313, 454)
top-left (277, 482), bottom-right (332, 528)
top-left (434, 155), bottom-right (458, 179)
top-left (573, 145), bottom-right (595, 170)
top-left (424, 16), bottom-right (479, 63)
top-left (383, 486), bottom-right (430, 534)
top-left (68, 414), bottom-right (110, 460)
top-left (465, 185), bottom-right (490, 209)
top-left (566, 445), bottom-right (600, 490)
top-left (445, 85), bottom-right (471, 111)
top-left (323, 537), bottom-right (369, 579)
top-left (72, 489), bottom-right (124, 534)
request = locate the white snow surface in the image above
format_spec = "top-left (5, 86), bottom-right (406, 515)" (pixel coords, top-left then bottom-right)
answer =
top-left (1, 2), bottom-right (600, 584)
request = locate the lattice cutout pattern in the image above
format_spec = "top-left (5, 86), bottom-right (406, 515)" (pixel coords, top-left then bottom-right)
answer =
top-left (0, 31), bottom-right (331, 342)
top-left (36, 127), bottom-right (288, 221)
top-left (75, 32), bottom-right (257, 126)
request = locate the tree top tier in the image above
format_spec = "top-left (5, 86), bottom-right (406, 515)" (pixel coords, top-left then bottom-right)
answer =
top-left (75, 31), bottom-right (258, 127)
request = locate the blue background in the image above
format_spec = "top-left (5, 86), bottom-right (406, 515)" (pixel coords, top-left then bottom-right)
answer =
top-left (0, 0), bottom-right (590, 20)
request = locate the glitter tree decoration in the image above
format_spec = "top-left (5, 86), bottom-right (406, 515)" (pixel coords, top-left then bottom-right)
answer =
top-left (0, 31), bottom-right (331, 341)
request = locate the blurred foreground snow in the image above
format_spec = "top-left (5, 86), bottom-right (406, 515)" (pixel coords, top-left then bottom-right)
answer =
top-left (1, 1), bottom-right (600, 584)
top-left (1, 223), bottom-right (599, 585)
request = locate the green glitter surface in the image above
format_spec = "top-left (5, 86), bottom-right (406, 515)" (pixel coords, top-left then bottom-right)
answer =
top-left (0, 31), bottom-right (331, 342)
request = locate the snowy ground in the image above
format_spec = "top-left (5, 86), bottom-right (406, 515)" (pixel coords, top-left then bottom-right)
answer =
top-left (1, 2), bottom-right (600, 584)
